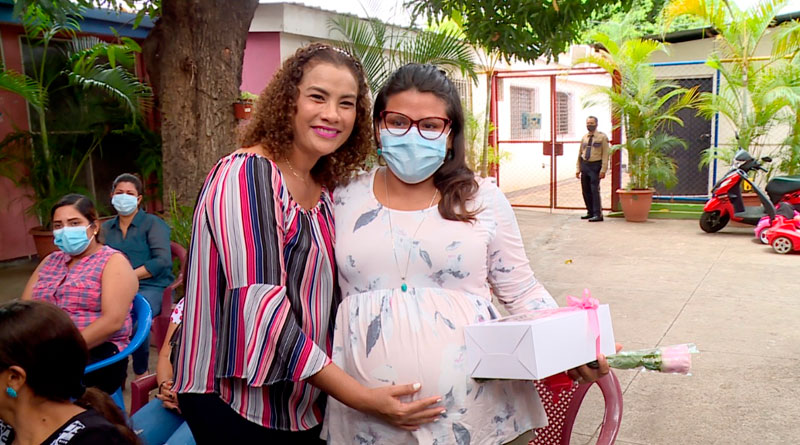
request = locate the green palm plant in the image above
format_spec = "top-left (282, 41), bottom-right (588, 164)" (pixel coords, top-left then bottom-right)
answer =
top-left (664, 0), bottom-right (800, 175)
top-left (771, 20), bottom-right (800, 176)
top-left (0, 63), bottom-right (45, 110)
top-left (328, 15), bottom-right (477, 94)
top-left (0, 4), bottom-right (153, 226)
top-left (580, 31), bottom-right (698, 190)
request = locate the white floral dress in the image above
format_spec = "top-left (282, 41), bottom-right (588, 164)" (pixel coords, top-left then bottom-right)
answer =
top-left (323, 169), bottom-right (558, 445)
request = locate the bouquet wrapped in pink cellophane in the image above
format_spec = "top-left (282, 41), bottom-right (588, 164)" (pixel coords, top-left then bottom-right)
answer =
top-left (607, 343), bottom-right (698, 375)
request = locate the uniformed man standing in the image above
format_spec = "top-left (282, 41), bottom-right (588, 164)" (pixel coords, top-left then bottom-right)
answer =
top-left (575, 116), bottom-right (610, 222)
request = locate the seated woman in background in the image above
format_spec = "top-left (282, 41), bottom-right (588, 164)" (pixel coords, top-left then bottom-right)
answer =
top-left (103, 173), bottom-right (174, 378)
top-left (0, 300), bottom-right (138, 444)
top-left (22, 194), bottom-right (137, 394)
top-left (130, 299), bottom-right (194, 445)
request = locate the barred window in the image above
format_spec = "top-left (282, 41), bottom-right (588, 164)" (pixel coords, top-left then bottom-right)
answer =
top-left (556, 92), bottom-right (571, 135)
top-left (452, 78), bottom-right (472, 109)
top-left (510, 86), bottom-right (538, 140)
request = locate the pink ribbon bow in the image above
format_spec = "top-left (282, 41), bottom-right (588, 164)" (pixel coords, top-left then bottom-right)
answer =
top-left (566, 289), bottom-right (601, 357)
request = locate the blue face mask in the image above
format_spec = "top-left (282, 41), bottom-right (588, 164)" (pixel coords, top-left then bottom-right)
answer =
top-left (112, 193), bottom-right (139, 216)
top-left (379, 128), bottom-right (448, 184)
top-left (53, 225), bottom-right (94, 256)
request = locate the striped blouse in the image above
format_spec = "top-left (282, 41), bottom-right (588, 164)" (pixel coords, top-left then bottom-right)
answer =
top-left (173, 153), bottom-right (339, 431)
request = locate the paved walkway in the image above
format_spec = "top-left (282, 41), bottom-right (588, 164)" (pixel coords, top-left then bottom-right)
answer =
top-left (511, 209), bottom-right (799, 445)
top-left (505, 175), bottom-right (615, 209)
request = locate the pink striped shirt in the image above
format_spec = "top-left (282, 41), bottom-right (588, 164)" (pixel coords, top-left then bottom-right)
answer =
top-left (173, 153), bottom-right (337, 431)
top-left (31, 245), bottom-right (133, 351)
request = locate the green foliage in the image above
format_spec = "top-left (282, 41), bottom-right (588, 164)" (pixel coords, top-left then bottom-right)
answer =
top-left (0, 3), bottom-right (152, 226)
top-left (584, 0), bottom-right (705, 40)
top-left (581, 30), bottom-right (698, 189)
top-left (13, 0), bottom-right (161, 29)
top-left (779, 113), bottom-right (800, 175)
top-left (463, 103), bottom-right (482, 171)
top-left (166, 191), bottom-right (193, 249)
top-left (462, 104), bottom-right (506, 172)
top-left (408, 0), bottom-right (635, 63)
top-left (0, 62), bottom-right (45, 110)
top-left (328, 15), bottom-right (477, 94)
top-left (238, 90), bottom-right (259, 102)
top-left (65, 37), bottom-right (153, 120)
top-left (664, 0), bottom-right (800, 178)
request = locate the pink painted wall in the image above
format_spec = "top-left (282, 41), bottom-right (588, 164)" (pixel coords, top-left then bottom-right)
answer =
top-left (241, 32), bottom-right (281, 96)
top-left (0, 24), bottom-right (39, 261)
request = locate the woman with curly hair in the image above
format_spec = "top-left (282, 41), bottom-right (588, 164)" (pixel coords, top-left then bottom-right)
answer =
top-left (172, 43), bottom-right (443, 443)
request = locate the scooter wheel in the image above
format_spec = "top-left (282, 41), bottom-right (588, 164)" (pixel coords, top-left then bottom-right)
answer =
top-left (772, 236), bottom-right (793, 254)
top-left (700, 211), bottom-right (729, 233)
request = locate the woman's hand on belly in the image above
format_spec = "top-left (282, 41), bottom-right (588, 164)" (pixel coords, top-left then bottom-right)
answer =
top-left (308, 363), bottom-right (446, 430)
top-left (358, 382), bottom-right (446, 431)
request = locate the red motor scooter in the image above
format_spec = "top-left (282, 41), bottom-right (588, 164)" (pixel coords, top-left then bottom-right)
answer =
top-left (700, 149), bottom-right (800, 233)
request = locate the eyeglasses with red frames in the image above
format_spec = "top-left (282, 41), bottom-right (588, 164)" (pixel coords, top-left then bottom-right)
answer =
top-left (379, 111), bottom-right (452, 140)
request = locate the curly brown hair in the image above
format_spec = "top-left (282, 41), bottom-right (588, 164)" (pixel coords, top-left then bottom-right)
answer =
top-left (240, 43), bottom-right (373, 189)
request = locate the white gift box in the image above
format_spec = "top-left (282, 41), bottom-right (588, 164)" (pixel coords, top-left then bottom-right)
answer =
top-left (464, 305), bottom-right (616, 380)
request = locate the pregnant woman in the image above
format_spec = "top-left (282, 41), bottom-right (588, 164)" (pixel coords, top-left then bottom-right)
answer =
top-left (325, 64), bottom-right (610, 444)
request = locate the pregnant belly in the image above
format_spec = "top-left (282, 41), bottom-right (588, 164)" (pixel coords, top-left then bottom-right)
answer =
top-left (331, 287), bottom-right (499, 400)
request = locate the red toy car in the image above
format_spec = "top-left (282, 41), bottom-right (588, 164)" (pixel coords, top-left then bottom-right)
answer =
top-left (755, 206), bottom-right (800, 243)
top-left (764, 215), bottom-right (800, 254)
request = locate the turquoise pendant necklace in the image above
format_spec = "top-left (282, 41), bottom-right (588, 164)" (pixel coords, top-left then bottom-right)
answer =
top-left (384, 168), bottom-right (438, 293)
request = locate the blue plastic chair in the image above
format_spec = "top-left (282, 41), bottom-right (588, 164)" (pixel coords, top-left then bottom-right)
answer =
top-left (84, 293), bottom-right (152, 410)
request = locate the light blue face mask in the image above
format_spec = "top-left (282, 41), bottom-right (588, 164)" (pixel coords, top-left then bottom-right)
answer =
top-left (379, 128), bottom-right (448, 184)
top-left (112, 193), bottom-right (139, 216)
top-left (53, 225), bottom-right (94, 256)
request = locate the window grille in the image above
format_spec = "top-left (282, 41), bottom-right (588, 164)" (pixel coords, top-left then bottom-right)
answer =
top-left (556, 91), bottom-right (571, 135)
top-left (452, 78), bottom-right (473, 109)
top-left (510, 86), bottom-right (537, 140)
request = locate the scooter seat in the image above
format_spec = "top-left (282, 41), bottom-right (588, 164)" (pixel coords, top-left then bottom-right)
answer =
top-left (766, 176), bottom-right (800, 203)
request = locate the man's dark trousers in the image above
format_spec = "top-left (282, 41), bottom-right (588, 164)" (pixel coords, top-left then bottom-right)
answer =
top-left (580, 159), bottom-right (603, 217)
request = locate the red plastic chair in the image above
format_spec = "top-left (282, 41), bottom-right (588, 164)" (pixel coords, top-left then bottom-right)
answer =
top-left (130, 373), bottom-right (158, 415)
top-left (531, 371), bottom-right (623, 445)
top-left (151, 242), bottom-right (186, 347)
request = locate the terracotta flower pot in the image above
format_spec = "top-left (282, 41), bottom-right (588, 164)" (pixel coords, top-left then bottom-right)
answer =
top-left (233, 101), bottom-right (253, 119)
top-left (617, 189), bottom-right (654, 222)
top-left (29, 226), bottom-right (58, 259)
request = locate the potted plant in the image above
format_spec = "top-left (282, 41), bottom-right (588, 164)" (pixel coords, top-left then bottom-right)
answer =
top-left (0, 5), bottom-right (152, 257)
top-left (580, 31), bottom-right (697, 221)
top-left (234, 91), bottom-right (258, 119)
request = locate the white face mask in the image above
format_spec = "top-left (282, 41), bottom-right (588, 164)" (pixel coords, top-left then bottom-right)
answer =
top-left (379, 129), bottom-right (448, 184)
top-left (53, 225), bottom-right (94, 256)
top-left (112, 194), bottom-right (139, 215)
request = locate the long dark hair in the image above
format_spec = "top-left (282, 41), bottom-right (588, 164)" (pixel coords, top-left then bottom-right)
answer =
top-left (240, 42), bottom-right (373, 189)
top-left (374, 64), bottom-right (478, 222)
top-left (0, 300), bottom-right (138, 443)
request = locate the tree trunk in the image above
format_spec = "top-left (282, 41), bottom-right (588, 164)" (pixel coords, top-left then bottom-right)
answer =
top-left (142, 0), bottom-right (258, 206)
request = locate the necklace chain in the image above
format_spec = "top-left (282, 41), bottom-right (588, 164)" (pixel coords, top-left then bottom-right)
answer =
top-left (384, 168), bottom-right (438, 292)
top-left (284, 158), bottom-right (306, 183)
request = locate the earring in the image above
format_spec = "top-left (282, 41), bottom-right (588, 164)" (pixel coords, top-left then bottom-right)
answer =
top-left (377, 148), bottom-right (382, 156)
top-left (6, 387), bottom-right (17, 398)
